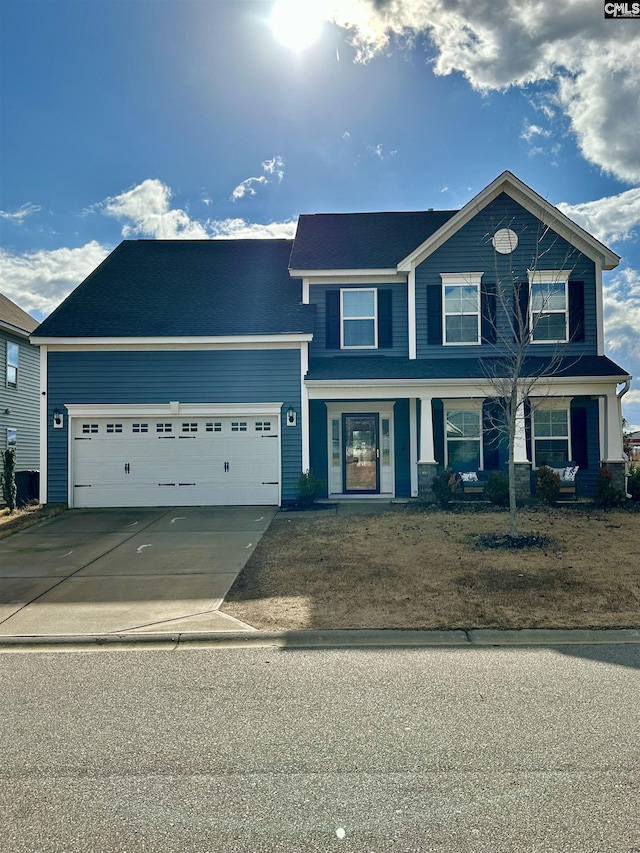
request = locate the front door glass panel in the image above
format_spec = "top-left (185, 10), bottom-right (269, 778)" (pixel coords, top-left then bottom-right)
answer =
top-left (343, 415), bottom-right (379, 493)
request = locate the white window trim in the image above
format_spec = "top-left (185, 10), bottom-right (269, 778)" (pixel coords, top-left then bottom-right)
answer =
top-left (528, 269), bottom-right (571, 345)
top-left (441, 273), bottom-right (482, 346)
top-left (340, 288), bottom-right (378, 350)
top-left (443, 398), bottom-right (484, 470)
top-left (531, 401), bottom-right (572, 469)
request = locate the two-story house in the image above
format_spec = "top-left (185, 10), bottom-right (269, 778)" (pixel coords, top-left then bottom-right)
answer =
top-left (1, 293), bottom-right (40, 501)
top-left (31, 172), bottom-right (631, 507)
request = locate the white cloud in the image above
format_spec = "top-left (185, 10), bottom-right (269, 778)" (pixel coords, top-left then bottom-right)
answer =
top-left (210, 218), bottom-right (297, 239)
top-left (231, 156), bottom-right (286, 200)
top-left (0, 180), bottom-right (298, 319)
top-left (603, 267), bottom-right (640, 356)
top-left (0, 241), bottom-right (110, 318)
top-left (0, 203), bottom-right (42, 223)
top-left (231, 176), bottom-right (269, 201)
top-left (262, 156), bottom-right (285, 181)
top-left (97, 179), bottom-right (296, 239)
top-left (96, 179), bottom-right (210, 238)
top-left (521, 122), bottom-right (551, 144)
top-left (367, 143), bottom-right (397, 159)
top-left (558, 187), bottom-right (640, 245)
top-left (326, 0), bottom-right (640, 183)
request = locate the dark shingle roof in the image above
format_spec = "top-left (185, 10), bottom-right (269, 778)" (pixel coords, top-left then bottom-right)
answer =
top-left (0, 293), bottom-right (38, 335)
top-left (307, 355), bottom-right (630, 381)
top-left (33, 240), bottom-right (315, 338)
top-left (289, 210), bottom-right (458, 270)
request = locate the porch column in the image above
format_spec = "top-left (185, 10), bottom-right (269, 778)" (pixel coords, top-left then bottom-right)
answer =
top-left (601, 391), bottom-right (627, 494)
top-left (417, 396), bottom-right (439, 501)
top-left (418, 396), bottom-right (436, 464)
top-left (513, 395), bottom-right (532, 501)
top-left (514, 397), bottom-right (529, 463)
top-left (603, 391), bottom-right (625, 461)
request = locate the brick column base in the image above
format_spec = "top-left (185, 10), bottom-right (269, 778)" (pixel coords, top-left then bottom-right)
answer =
top-left (600, 461), bottom-right (627, 495)
top-left (418, 463), bottom-right (441, 502)
top-left (513, 462), bottom-right (532, 502)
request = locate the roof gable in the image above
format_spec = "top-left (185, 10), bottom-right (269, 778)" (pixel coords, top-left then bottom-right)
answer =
top-left (0, 293), bottom-right (38, 336)
top-left (397, 171), bottom-right (620, 271)
top-left (33, 239), bottom-right (315, 339)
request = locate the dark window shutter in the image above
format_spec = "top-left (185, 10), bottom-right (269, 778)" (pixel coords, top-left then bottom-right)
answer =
top-left (524, 399), bottom-right (532, 463)
top-left (431, 398), bottom-right (445, 464)
top-left (325, 291), bottom-right (340, 349)
top-left (377, 289), bottom-right (393, 348)
top-left (426, 285), bottom-right (443, 346)
top-left (482, 399), bottom-right (501, 470)
top-left (568, 281), bottom-right (585, 342)
top-left (481, 282), bottom-right (497, 345)
top-left (570, 404), bottom-right (588, 468)
top-left (516, 282), bottom-right (529, 342)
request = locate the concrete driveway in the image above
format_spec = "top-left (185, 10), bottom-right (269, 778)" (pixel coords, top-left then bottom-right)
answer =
top-left (0, 506), bottom-right (276, 637)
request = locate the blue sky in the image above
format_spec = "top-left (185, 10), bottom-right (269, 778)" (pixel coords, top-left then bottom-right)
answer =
top-left (1, 0), bottom-right (639, 427)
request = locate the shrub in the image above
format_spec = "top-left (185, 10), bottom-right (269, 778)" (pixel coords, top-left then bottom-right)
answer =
top-left (536, 464), bottom-right (560, 506)
top-left (1, 447), bottom-right (17, 513)
top-left (294, 470), bottom-right (326, 509)
top-left (431, 468), bottom-right (459, 508)
top-left (484, 470), bottom-right (509, 506)
top-left (627, 464), bottom-right (640, 502)
top-left (596, 467), bottom-right (626, 507)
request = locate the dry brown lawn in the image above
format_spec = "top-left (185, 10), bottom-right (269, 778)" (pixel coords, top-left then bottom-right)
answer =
top-left (222, 505), bottom-right (640, 631)
top-left (0, 503), bottom-right (66, 540)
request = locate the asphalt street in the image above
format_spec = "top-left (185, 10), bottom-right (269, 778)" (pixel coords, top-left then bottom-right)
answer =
top-left (1, 644), bottom-right (639, 852)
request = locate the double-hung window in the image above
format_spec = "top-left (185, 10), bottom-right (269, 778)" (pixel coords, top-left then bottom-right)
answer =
top-left (441, 274), bottom-right (482, 345)
top-left (529, 270), bottom-right (570, 343)
top-left (6, 342), bottom-right (18, 388)
top-left (532, 406), bottom-right (570, 467)
top-left (445, 403), bottom-right (482, 471)
top-left (341, 288), bottom-right (377, 348)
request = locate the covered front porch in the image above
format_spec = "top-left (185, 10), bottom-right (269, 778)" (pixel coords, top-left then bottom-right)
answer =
top-left (305, 373), bottom-right (629, 501)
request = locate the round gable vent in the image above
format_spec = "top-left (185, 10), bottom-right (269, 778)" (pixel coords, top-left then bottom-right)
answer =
top-left (492, 227), bottom-right (518, 254)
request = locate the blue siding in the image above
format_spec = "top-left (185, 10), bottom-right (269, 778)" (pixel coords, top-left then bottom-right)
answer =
top-left (47, 349), bottom-right (302, 503)
top-left (309, 282), bottom-right (408, 358)
top-left (309, 400), bottom-right (329, 498)
top-left (0, 331), bottom-right (39, 471)
top-left (393, 399), bottom-right (411, 497)
top-left (415, 193), bottom-right (597, 360)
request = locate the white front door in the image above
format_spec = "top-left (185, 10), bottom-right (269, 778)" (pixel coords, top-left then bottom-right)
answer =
top-left (327, 404), bottom-right (395, 497)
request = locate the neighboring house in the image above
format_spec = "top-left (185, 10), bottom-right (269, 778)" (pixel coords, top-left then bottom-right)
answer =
top-left (628, 431), bottom-right (640, 460)
top-left (31, 171), bottom-right (631, 508)
top-left (1, 293), bottom-right (40, 485)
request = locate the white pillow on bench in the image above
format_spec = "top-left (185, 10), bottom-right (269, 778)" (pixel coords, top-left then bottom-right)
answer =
top-left (551, 465), bottom-right (579, 483)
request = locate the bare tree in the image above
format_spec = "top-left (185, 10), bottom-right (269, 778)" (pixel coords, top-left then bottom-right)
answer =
top-left (477, 217), bottom-right (583, 536)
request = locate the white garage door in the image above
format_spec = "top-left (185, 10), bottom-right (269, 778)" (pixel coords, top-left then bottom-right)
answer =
top-left (71, 415), bottom-right (280, 507)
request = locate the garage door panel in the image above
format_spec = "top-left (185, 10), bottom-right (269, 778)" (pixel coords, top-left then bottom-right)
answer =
top-left (72, 415), bottom-right (280, 507)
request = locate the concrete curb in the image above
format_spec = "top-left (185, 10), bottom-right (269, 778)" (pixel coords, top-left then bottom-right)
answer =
top-left (1, 627), bottom-right (639, 652)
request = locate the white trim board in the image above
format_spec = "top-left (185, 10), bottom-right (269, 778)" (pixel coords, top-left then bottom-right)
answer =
top-left (64, 402), bottom-right (283, 418)
top-left (31, 335), bottom-right (313, 348)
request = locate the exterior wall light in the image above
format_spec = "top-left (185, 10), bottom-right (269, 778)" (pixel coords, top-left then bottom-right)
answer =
top-left (53, 407), bottom-right (64, 429)
top-left (286, 405), bottom-right (297, 427)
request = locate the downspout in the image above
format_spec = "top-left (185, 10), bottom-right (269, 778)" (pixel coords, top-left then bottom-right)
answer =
top-left (618, 379), bottom-right (631, 497)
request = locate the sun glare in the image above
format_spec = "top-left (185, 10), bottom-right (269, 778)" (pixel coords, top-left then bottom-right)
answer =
top-left (270, 0), bottom-right (325, 52)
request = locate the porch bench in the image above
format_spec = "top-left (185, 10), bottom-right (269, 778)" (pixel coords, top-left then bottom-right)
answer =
top-left (455, 471), bottom-right (488, 498)
top-left (547, 462), bottom-right (580, 500)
